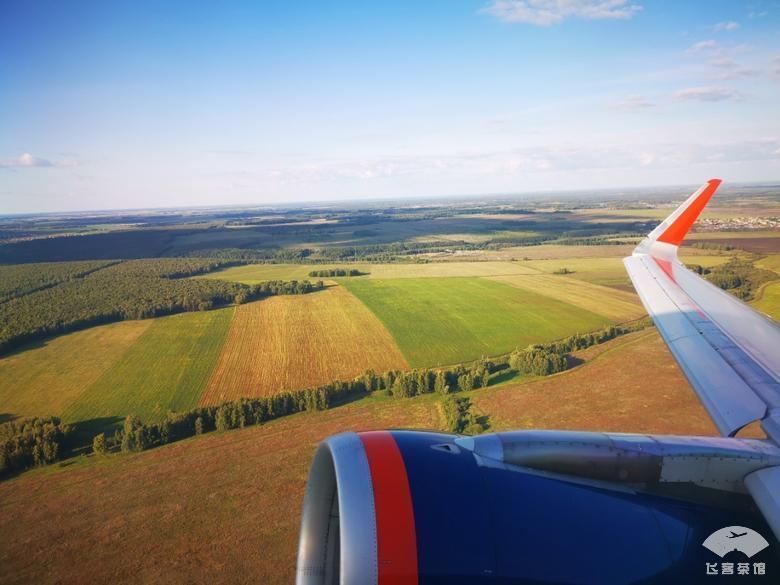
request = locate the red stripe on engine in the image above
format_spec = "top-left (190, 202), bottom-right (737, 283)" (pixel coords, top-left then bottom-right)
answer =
top-left (359, 431), bottom-right (419, 585)
top-left (657, 178), bottom-right (721, 247)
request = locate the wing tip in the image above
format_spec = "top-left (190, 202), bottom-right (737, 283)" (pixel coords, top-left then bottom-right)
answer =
top-left (656, 178), bottom-right (722, 247)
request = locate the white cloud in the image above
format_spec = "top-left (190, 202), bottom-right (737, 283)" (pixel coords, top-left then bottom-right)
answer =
top-left (480, 0), bottom-right (642, 26)
top-left (713, 21), bottom-right (740, 32)
top-left (673, 86), bottom-right (742, 102)
top-left (253, 139), bottom-right (780, 184)
top-left (689, 39), bottom-right (718, 52)
top-left (609, 95), bottom-right (655, 110)
top-left (0, 153), bottom-right (54, 169)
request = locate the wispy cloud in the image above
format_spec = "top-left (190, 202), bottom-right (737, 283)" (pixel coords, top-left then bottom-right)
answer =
top-left (0, 153), bottom-right (54, 169)
top-left (689, 39), bottom-right (718, 52)
top-left (713, 21), bottom-right (740, 32)
top-left (673, 86), bottom-right (742, 102)
top-left (609, 95), bottom-right (655, 110)
top-left (480, 0), bottom-right (642, 26)
top-left (251, 139), bottom-right (780, 184)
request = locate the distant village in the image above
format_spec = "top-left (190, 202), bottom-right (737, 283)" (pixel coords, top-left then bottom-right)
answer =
top-left (696, 216), bottom-right (780, 231)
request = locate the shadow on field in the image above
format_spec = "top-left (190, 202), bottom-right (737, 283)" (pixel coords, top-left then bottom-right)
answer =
top-left (566, 355), bottom-right (585, 369)
top-left (489, 369), bottom-right (520, 386)
top-left (0, 413), bottom-right (18, 424)
top-left (67, 416), bottom-right (125, 455)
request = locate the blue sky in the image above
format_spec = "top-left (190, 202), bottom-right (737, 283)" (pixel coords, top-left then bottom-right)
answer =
top-left (1, 0), bottom-right (779, 213)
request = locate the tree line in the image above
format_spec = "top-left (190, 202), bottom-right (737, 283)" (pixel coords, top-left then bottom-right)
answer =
top-left (0, 258), bottom-right (324, 355)
top-left (0, 319), bottom-right (650, 476)
top-left (91, 320), bottom-right (649, 458)
top-left (308, 268), bottom-right (367, 277)
top-left (0, 417), bottom-right (72, 476)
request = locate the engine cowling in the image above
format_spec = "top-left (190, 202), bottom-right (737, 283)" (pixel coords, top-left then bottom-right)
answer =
top-left (296, 430), bottom-right (777, 584)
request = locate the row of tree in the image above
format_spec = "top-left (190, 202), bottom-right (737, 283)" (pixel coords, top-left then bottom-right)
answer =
top-left (308, 268), bottom-right (366, 277)
top-left (0, 258), bottom-right (324, 354)
top-left (95, 320), bottom-right (650, 457)
top-left (0, 417), bottom-right (72, 475)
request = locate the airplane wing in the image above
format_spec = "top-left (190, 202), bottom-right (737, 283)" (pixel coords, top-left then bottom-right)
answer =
top-left (623, 178), bottom-right (780, 539)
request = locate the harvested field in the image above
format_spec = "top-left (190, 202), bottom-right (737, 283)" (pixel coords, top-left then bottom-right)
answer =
top-left (201, 263), bottom-right (372, 283)
top-left (0, 320), bottom-right (151, 420)
top-left (200, 286), bottom-right (407, 403)
top-left (487, 274), bottom-right (645, 322)
top-left (204, 260), bottom-right (539, 283)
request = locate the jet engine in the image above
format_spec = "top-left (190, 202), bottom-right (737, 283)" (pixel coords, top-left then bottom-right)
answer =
top-left (296, 430), bottom-right (778, 584)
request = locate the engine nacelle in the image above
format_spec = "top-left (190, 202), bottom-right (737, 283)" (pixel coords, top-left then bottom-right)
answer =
top-left (296, 430), bottom-right (777, 584)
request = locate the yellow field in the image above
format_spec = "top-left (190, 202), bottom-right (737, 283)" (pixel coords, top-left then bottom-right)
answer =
top-left (200, 286), bottom-right (408, 403)
top-left (520, 254), bottom-right (730, 286)
top-left (205, 261), bottom-right (540, 284)
top-left (201, 263), bottom-right (373, 283)
top-left (754, 282), bottom-right (780, 321)
top-left (368, 261), bottom-right (538, 278)
top-left (756, 254), bottom-right (780, 274)
top-left (487, 274), bottom-right (645, 322)
top-left (0, 320), bottom-right (152, 419)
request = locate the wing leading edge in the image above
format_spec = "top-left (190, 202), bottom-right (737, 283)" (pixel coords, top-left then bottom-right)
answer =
top-left (623, 179), bottom-right (780, 439)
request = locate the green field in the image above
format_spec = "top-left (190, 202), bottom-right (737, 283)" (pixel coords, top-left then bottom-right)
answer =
top-left (0, 320), bottom-right (152, 420)
top-left (342, 277), bottom-right (610, 367)
top-left (62, 308), bottom-right (234, 423)
top-left (754, 282), bottom-right (780, 320)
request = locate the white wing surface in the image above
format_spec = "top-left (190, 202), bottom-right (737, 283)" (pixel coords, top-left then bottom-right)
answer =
top-left (623, 179), bottom-right (780, 439)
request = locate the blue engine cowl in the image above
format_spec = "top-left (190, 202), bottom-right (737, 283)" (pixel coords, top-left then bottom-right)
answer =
top-left (296, 430), bottom-right (777, 584)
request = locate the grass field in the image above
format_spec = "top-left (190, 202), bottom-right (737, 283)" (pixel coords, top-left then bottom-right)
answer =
top-left (0, 320), bottom-right (152, 420)
top-left (473, 328), bottom-right (720, 436)
top-left (0, 329), bottom-right (718, 585)
top-left (754, 281), bottom-right (780, 320)
top-left (487, 274), bottom-right (644, 321)
top-left (63, 308), bottom-right (233, 423)
top-left (204, 260), bottom-right (539, 283)
top-left (756, 254), bottom-right (780, 274)
top-left (342, 277), bottom-right (610, 367)
top-left (199, 286), bottom-right (408, 403)
top-left (520, 254), bottom-right (731, 286)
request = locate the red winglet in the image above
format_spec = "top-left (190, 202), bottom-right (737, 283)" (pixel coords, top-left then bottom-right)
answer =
top-left (359, 431), bottom-right (419, 585)
top-left (657, 178), bottom-right (721, 247)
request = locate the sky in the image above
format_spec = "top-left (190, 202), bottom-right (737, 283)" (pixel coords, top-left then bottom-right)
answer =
top-left (1, 0), bottom-right (779, 213)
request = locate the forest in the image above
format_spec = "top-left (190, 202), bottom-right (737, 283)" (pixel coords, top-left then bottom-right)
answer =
top-left (0, 258), bottom-right (322, 354)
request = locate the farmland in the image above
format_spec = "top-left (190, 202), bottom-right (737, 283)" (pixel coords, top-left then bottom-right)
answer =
top-left (0, 320), bottom-right (152, 420)
top-left (486, 274), bottom-right (644, 321)
top-left (342, 277), bottom-right (610, 367)
top-left (0, 329), bottom-right (721, 585)
top-left (200, 286), bottom-right (407, 403)
top-left (754, 282), bottom-right (780, 320)
top-left (63, 308), bottom-right (234, 423)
